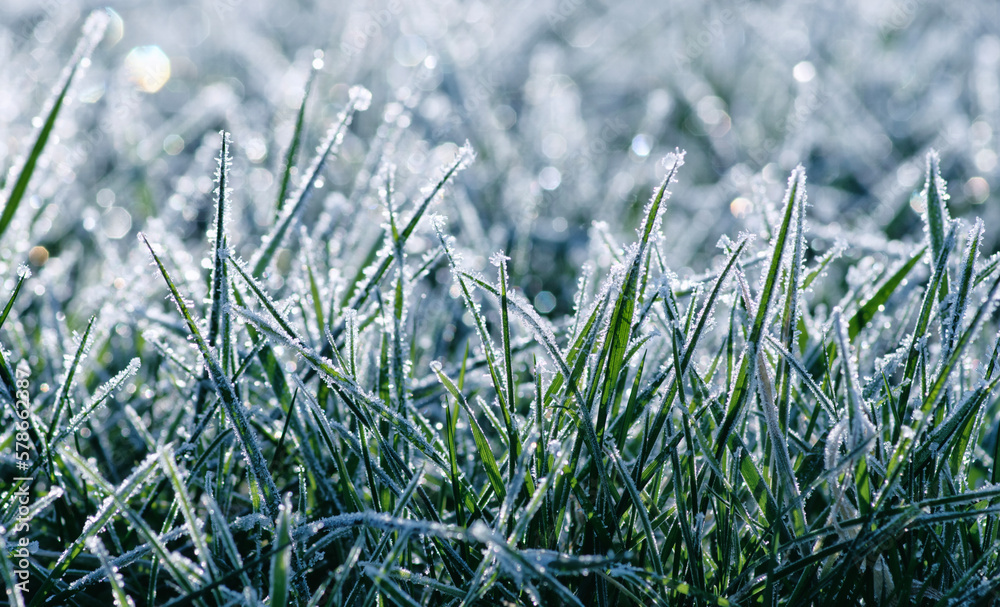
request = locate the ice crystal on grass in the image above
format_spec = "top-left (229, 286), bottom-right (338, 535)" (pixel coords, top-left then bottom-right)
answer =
top-left (922, 150), bottom-right (952, 268)
top-left (4, 5), bottom-right (1000, 605)
top-left (636, 150), bottom-right (685, 243)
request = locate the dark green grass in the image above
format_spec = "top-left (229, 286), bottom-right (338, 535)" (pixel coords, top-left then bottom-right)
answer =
top-left (3, 11), bottom-right (1000, 607)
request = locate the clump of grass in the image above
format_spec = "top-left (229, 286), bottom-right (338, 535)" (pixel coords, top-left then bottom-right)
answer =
top-left (3, 11), bottom-right (1000, 607)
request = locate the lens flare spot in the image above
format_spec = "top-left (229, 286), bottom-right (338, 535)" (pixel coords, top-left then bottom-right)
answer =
top-left (730, 197), bottom-right (752, 217)
top-left (125, 46), bottom-right (171, 93)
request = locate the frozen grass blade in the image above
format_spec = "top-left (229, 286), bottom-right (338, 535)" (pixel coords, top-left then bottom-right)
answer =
top-left (270, 494), bottom-right (294, 607)
top-left (0, 535), bottom-right (27, 607)
top-left (607, 446), bottom-right (662, 580)
top-left (715, 166), bottom-right (806, 461)
top-left (492, 251), bottom-right (524, 477)
top-left (776, 184), bottom-right (806, 440)
top-left (0, 10), bottom-right (107, 243)
top-left (30, 452), bottom-right (160, 605)
top-left (597, 151), bottom-right (684, 445)
top-left (251, 85), bottom-right (371, 277)
top-left (894, 220), bottom-right (958, 436)
top-left (59, 447), bottom-right (206, 600)
top-left (831, 308), bottom-right (875, 448)
top-left (923, 150), bottom-right (951, 299)
top-left (274, 64), bottom-right (318, 220)
top-left (85, 536), bottom-right (136, 607)
top-left (45, 315), bottom-right (97, 445)
top-left (207, 131), bottom-right (232, 349)
top-left (431, 361), bottom-right (506, 501)
top-left (922, 266), bottom-right (1000, 414)
top-left (157, 445), bottom-right (220, 589)
top-left (232, 302), bottom-right (449, 472)
top-left (203, 493), bottom-right (252, 589)
top-left (943, 218), bottom-right (983, 358)
top-left (0, 20), bottom-right (994, 603)
top-left (848, 245), bottom-right (926, 340)
top-left (52, 358), bottom-right (140, 447)
top-left (636, 235), bottom-right (747, 475)
top-left (458, 267), bottom-right (615, 529)
top-left (140, 233), bottom-right (281, 518)
top-left (341, 143), bottom-right (474, 315)
top-left (736, 270), bottom-right (804, 529)
top-left (0, 267), bottom-right (30, 400)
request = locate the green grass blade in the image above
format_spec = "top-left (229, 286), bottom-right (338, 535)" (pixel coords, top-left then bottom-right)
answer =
top-left (736, 271), bottom-right (804, 528)
top-left (715, 166), bottom-right (806, 460)
top-left (52, 358), bottom-right (140, 448)
top-left (0, 268), bottom-right (30, 400)
top-left (943, 218), bottom-right (983, 356)
top-left (45, 315), bottom-right (97, 444)
top-left (894, 220), bottom-right (959, 436)
top-left (251, 86), bottom-right (371, 277)
top-left (832, 308), bottom-right (874, 449)
top-left (270, 494), bottom-right (294, 607)
top-left (596, 152), bottom-right (684, 444)
top-left (203, 493), bottom-right (252, 589)
top-left (30, 452), bottom-right (160, 604)
top-left (341, 144), bottom-right (473, 314)
top-left (85, 536), bottom-right (136, 607)
top-left (922, 150), bottom-right (951, 297)
top-left (633, 236), bottom-right (747, 478)
top-left (207, 131), bottom-right (232, 347)
top-left (0, 535), bottom-right (27, 607)
top-left (848, 245), bottom-right (926, 340)
top-left (493, 252), bottom-right (523, 476)
top-left (158, 445), bottom-right (219, 584)
top-left (0, 267), bottom-right (28, 331)
top-left (922, 269), bottom-right (1000, 416)
top-left (140, 233), bottom-right (281, 518)
top-left (776, 185), bottom-right (806, 433)
top-left (60, 447), bottom-right (204, 599)
top-left (0, 11), bottom-right (107, 243)
top-left (608, 446), bottom-right (663, 580)
top-left (274, 64), bottom-right (317, 220)
top-left (431, 361), bottom-right (506, 502)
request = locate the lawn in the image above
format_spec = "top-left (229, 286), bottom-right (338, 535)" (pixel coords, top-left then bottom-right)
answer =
top-left (1, 1), bottom-right (1000, 605)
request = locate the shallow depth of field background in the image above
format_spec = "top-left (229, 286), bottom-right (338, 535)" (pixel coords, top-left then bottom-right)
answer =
top-left (0, 0), bottom-right (997, 313)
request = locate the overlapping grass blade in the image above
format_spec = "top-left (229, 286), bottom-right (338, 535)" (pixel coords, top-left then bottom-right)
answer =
top-left (715, 166), bottom-right (805, 461)
top-left (85, 535), bottom-right (136, 607)
top-left (596, 151), bottom-right (684, 445)
top-left (140, 233), bottom-right (281, 518)
top-left (251, 85), bottom-right (372, 277)
top-left (0, 267), bottom-right (29, 401)
top-left (30, 452), bottom-right (160, 605)
top-left (894, 220), bottom-right (959, 436)
top-left (431, 361), bottom-right (506, 502)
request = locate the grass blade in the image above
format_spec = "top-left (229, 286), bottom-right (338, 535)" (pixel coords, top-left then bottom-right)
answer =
top-left (270, 494), bottom-right (294, 607)
top-left (274, 63), bottom-right (318, 220)
top-left (0, 11), bottom-right (107, 243)
top-left (715, 166), bottom-right (806, 460)
top-left (85, 536), bottom-right (136, 607)
top-left (140, 233), bottom-right (281, 518)
top-left (251, 85), bottom-right (371, 277)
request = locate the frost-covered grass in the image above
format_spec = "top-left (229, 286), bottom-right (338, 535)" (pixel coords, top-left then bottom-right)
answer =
top-left (3, 3), bottom-right (1000, 607)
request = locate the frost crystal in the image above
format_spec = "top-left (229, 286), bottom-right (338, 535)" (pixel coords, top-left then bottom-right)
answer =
top-left (490, 251), bottom-right (511, 267)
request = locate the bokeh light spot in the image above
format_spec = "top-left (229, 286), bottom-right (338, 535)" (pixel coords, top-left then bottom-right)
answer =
top-left (793, 61), bottom-right (816, 82)
top-left (125, 46), bottom-right (171, 93)
top-left (29, 246), bottom-right (49, 266)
